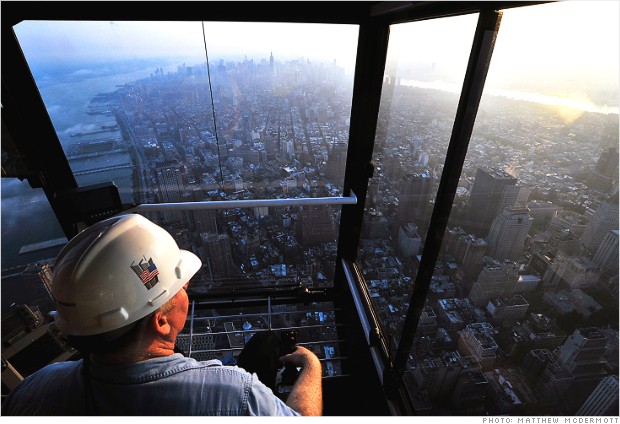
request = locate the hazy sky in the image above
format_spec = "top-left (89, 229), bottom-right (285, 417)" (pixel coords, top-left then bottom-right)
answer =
top-left (387, 1), bottom-right (619, 110)
top-left (13, 1), bottom-right (620, 109)
top-left (14, 20), bottom-right (360, 67)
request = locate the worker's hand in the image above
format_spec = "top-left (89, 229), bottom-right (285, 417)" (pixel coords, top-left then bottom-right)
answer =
top-left (279, 345), bottom-right (320, 369)
top-left (280, 345), bottom-right (323, 416)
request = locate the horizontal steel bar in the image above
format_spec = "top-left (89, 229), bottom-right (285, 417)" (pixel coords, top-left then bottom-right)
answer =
top-left (186, 322), bottom-right (342, 338)
top-left (189, 308), bottom-right (342, 322)
top-left (125, 191), bottom-right (357, 213)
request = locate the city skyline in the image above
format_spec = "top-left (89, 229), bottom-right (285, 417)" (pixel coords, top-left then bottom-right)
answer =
top-left (14, 1), bottom-right (620, 112)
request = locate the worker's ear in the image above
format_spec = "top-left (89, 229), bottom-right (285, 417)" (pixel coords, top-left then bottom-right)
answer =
top-left (150, 309), bottom-right (172, 336)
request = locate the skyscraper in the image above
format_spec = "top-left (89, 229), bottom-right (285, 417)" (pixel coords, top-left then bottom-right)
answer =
top-left (299, 205), bottom-right (336, 246)
top-left (156, 160), bottom-right (185, 223)
top-left (398, 222), bottom-right (421, 258)
top-left (397, 171), bottom-right (433, 226)
top-left (557, 328), bottom-right (608, 375)
top-left (469, 258), bottom-right (519, 307)
top-left (587, 147), bottom-right (619, 192)
top-left (269, 50), bottom-right (275, 76)
top-left (592, 230), bottom-right (619, 277)
top-left (543, 252), bottom-right (601, 289)
top-left (453, 234), bottom-right (488, 281)
top-left (554, 328), bottom-right (611, 412)
top-left (242, 112), bottom-right (252, 146)
top-left (536, 327), bottom-right (612, 414)
top-left (576, 375), bottom-right (619, 416)
top-left (465, 168), bottom-right (517, 237)
top-left (156, 160), bottom-right (184, 203)
top-left (486, 207), bottom-right (533, 261)
top-left (326, 141), bottom-right (347, 185)
top-left (580, 193), bottom-right (619, 254)
top-left (192, 201), bottom-right (219, 235)
top-left (201, 232), bottom-right (236, 284)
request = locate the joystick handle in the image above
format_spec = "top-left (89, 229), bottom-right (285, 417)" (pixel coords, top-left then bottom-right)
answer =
top-left (279, 330), bottom-right (297, 356)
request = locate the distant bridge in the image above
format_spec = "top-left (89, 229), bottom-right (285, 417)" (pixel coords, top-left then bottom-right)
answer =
top-left (73, 164), bottom-right (133, 176)
top-left (67, 148), bottom-right (127, 160)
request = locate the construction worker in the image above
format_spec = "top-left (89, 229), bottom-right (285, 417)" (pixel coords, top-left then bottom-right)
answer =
top-left (1, 214), bottom-right (322, 416)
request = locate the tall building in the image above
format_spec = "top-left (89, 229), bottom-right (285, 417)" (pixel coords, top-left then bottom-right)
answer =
top-left (454, 234), bottom-right (488, 280)
top-left (450, 367), bottom-right (488, 414)
top-left (580, 193), bottom-right (619, 254)
top-left (486, 207), bottom-right (533, 261)
top-left (587, 147), bottom-right (619, 192)
top-left (397, 171), bottom-right (433, 226)
top-left (548, 228), bottom-right (580, 256)
top-left (543, 288), bottom-right (602, 319)
top-left (485, 294), bottom-right (529, 327)
top-left (592, 229), bottom-right (619, 277)
top-left (242, 113), bottom-right (252, 145)
top-left (547, 210), bottom-right (589, 257)
top-left (299, 205), bottom-right (336, 246)
top-left (557, 328), bottom-right (609, 376)
top-left (502, 315), bottom-right (565, 363)
top-left (544, 252), bottom-right (601, 289)
top-left (469, 258), bottom-right (519, 307)
top-left (502, 184), bottom-right (530, 209)
top-left (412, 355), bottom-right (462, 399)
top-left (201, 232), bottom-right (236, 283)
top-left (527, 200), bottom-right (563, 230)
top-left (457, 322), bottom-right (499, 371)
top-left (465, 168), bottom-right (517, 237)
top-left (193, 203), bottom-right (219, 235)
top-left (484, 368), bottom-right (537, 415)
top-left (576, 375), bottom-right (619, 416)
top-left (156, 160), bottom-right (184, 203)
top-left (398, 222), bottom-right (421, 258)
top-left (444, 227), bottom-right (468, 256)
top-left (156, 160), bottom-right (185, 223)
top-left (521, 349), bottom-right (555, 387)
top-left (537, 327), bottom-right (612, 414)
top-left (383, 149), bottom-right (403, 180)
top-left (594, 147), bottom-right (619, 178)
top-left (269, 50), bottom-right (275, 76)
top-left (326, 142), bottom-right (347, 184)
top-left (363, 209), bottom-right (389, 239)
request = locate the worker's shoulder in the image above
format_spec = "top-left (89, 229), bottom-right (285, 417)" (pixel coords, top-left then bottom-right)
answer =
top-left (181, 357), bottom-right (254, 378)
top-left (25, 359), bottom-right (83, 381)
top-left (166, 355), bottom-right (236, 372)
top-left (3, 359), bottom-right (83, 409)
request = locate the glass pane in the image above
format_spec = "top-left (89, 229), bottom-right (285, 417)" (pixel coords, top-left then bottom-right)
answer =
top-left (412, 2), bottom-right (619, 416)
top-left (13, 21), bottom-right (358, 205)
top-left (356, 13), bottom-right (479, 354)
top-left (1, 179), bottom-right (66, 317)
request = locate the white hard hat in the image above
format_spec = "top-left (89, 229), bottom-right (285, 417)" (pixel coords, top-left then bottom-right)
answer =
top-left (52, 213), bottom-right (202, 336)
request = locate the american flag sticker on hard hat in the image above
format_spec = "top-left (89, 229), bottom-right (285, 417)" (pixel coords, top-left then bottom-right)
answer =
top-left (130, 257), bottom-right (160, 289)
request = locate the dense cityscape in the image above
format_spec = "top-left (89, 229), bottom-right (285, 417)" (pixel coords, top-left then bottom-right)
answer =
top-left (2, 50), bottom-right (618, 416)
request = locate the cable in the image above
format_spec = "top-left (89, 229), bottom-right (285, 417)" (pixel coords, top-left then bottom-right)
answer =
top-left (201, 22), bottom-right (225, 187)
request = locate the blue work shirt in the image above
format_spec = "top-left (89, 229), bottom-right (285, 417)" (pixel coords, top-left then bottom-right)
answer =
top-left (1, 353), bottom-right (301, 416)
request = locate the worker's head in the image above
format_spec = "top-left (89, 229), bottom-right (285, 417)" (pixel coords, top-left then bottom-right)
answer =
top-left (51, 213), bottom-right (202, 351)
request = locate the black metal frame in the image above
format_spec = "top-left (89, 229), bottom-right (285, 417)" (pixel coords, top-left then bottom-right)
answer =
top-left (384, 8), bottom-right (503, 399)
top-left (1, 1), bottom-right (550, 415)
